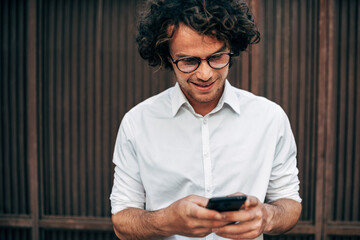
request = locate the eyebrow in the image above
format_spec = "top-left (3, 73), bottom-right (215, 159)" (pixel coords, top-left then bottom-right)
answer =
top-left (174, 45), bottom-right (228, 59)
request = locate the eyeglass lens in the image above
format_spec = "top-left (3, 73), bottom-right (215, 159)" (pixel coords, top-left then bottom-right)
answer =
top-left (176, 53), bottom-right (231, 73)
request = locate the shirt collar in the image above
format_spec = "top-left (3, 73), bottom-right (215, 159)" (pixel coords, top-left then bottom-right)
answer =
top-left (171, 83), bottom-right (189, 117)
top-left (171, 80), bottom-right (241, 117)
top-left (219, 80), bottom-right (241, 115)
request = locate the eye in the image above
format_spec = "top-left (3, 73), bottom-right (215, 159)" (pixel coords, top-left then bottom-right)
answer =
top-left (180, 57), bottom-right (199, 65)
top-left (209, 53), bottom-right (224, 61)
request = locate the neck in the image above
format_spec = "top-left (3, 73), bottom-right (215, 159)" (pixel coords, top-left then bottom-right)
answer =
top-left (188, 97), bottom-right (221, 116)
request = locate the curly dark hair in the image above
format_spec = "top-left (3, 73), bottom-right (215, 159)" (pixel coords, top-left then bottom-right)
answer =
top-left (136, 0), bottom-right (260, 70)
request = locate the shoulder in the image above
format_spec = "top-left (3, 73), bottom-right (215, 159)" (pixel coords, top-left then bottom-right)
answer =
top-left (119, 87), bottom-right (174, 140)
top-left (126, 86), bottom-right (174, 119)
top-left (231, 87), bottom-right (284, 117)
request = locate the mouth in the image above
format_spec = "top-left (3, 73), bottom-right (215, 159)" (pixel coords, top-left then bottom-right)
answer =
top-left (190, 80), bottom-right (216, 91)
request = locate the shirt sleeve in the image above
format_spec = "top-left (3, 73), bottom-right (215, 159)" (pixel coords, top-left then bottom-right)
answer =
top-left (266, 106), bottom-right (302, 203)
top-left (110, 114), bottom-right (145, 214)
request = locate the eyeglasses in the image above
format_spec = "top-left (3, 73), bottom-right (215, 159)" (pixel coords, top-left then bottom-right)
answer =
top-left (169, 52), bottom-right (233, 73)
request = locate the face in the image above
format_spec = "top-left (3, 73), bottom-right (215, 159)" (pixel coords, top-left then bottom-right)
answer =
top-left (168, 23), bottom-right (230, 115)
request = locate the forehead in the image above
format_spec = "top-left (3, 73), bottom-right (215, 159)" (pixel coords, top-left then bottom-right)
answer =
top-left (168, 23), bottom-right (226, 58)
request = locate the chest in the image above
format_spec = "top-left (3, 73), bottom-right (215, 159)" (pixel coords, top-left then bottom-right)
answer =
top-left (133, 112), bottom-right (278, 209)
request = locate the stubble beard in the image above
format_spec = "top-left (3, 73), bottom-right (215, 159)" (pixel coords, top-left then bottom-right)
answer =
top-left (184, 76), bottom-right (225, 104)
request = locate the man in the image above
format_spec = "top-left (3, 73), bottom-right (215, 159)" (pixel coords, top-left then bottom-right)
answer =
top-left (110, 0), bottom-right (302, 239)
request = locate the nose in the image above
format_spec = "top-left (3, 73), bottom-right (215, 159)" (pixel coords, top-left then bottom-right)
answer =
top-left (195, 60), bottom-right (213, 81)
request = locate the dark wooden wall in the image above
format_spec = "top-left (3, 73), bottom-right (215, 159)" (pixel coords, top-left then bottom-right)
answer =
top-left (0, 0), bottom-right (359, 240)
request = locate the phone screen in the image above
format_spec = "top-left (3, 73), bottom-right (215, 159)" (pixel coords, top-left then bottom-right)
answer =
top-left (206, 196), bottom-right (247, 212)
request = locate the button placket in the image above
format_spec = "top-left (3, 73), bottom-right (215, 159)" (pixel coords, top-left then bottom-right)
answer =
top-left (201, 117), bottom-right (212, 197)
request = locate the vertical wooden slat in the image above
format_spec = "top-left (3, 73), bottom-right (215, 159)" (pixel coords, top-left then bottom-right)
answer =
top-left (28, 0), bottom-right (39, 237)
top-left (310, 0), bottom-right (318, 224)
top-left (118, 0), bottom-right (127, 119)
top-left (289, 0), bottom-right (299, 132)
top-left (70, 0), bottom-right (80, 217)
top-left (317, 0), bottom-right (333, 237)
top-left (344, 0), bottom-right (355, 222)
top-left (124, 0), bottom-right (131, 110)
top-left (308, 0), bottom-right (316, 222)
top-left (340, 0), bottom-right (350, 220)
top-left (94, 0), bottom-right (103, 217)
top-left (55, 0), bottom-right (64, 216)
top-left (0, 0), bottom-right (4, 215)
top-left (324, 0), bottom-right (336, 234)
top-left (263, 0), bottom-right (271, 99)
top-left (299, 0), bottom-right (308, 220)
top-left (78, 0), bottom-right (87, 217)
top-left (127, 0), bottom-right (135, 110)
top-left (0, 60), bottom-right (3, 212)
top-left (136, 0), bottom-right (150, 100)
top-left (335, 0), bottom-right (347, 221)
top-left (17, 0), bottom-right (27, 214)
top-left (281, 0), bottom-right (290, 113)
top-left (102, 1), bottom-right (110, 216)
top-left (2, 0), bottom-right (12, 215)
top-left (305, 0), bottom-right (313, 222)
top-left (108, 0), bottom-right (120, 216)
top-left (101, 0), bottom-right (110, 217)
top-left (88, 0), bottom-right (97, 217)
top-left (273, 0), bottom-right (282, 105)
top-left (249, 0), bottom-right (263, 96)
top-left (263, 0), bottom-right (273, 99)
top-left (47, 0), bottom-right (56, 216)
top-left (353, 0), bottom-right (360, 221)
top-left (37, 0), bottom-right (46, 219)
top-left (317, 0), bottom-right (327, 238)
top-left (298, 0), bottom-right (307, 220)
top-left (40, 0), bottom-right (48, 216)
top-left (10, 0), bottom-right (19, 214)
top-left (304, 0), bottom-right (311, 222)
top-left (63, 0), bottom-right (71, 216)
top-left (134, 1), bottom-right (143, 105)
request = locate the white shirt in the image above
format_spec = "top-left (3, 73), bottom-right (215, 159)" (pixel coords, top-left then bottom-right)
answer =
top-left (110, 80), bottom-right (301, 240)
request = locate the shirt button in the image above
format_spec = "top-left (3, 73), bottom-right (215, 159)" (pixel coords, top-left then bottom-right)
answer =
top-left (203, 118), bottom-right (208, 124)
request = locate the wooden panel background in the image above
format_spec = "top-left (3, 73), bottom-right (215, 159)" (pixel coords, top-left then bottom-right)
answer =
top-left (329, 0), bottom-right (360, 222)
top-left (230, 0), bottom-right (319, 224)
top-left (0, 0), bottom-right (359, 240)
top-left (0, 0), bottom-right (29, 217)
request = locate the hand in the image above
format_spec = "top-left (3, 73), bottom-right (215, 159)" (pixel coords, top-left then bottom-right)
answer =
top-left (162, 195), bottom-right (232, 237)
top-left (212, 193), bottom-right (270, 239)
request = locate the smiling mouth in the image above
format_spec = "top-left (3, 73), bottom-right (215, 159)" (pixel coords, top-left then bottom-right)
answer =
top-left (191, 81), bottom-right (215, 87)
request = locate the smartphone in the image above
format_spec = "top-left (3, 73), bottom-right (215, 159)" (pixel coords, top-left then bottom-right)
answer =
top-left (206, 196), bottom-right (247, 212)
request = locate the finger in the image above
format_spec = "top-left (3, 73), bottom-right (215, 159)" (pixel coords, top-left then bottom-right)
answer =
top-left (213, 220), bottom-right (261, 239)
top-left (221, 207), bottom-right (262, 223)
top-left (190, 218), bottom-right (232, 229)
top-left (213, 218), bottom-right (257, 234)
top-left (221, 209), bottom-right (249, 222)
top-left (227, 192), bottom-right (246, 197)
top-left (244, 195), bottom-right (260, 208)
top-left (214, 229), bottom-right (261, 240)
top-left (186, 195), bottom-right (209, 208)
top-left (188, 203), bottom-right (224, 220)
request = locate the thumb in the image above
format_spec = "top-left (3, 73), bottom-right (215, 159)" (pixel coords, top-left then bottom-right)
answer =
top-left (244, 195), bottom-right (260, 208)
top-left (186, 195), bottom-right (209, 208)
